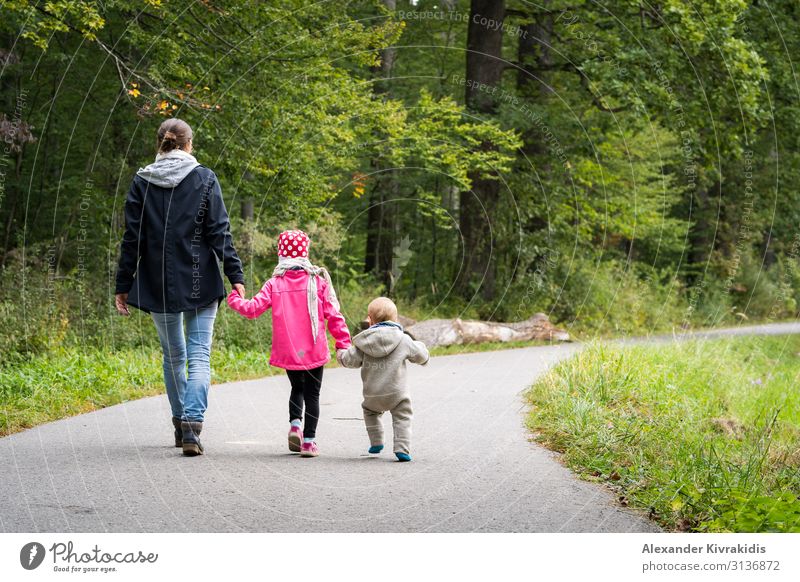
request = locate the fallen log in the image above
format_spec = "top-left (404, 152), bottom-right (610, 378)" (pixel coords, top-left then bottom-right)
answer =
top-left (359, 313), bottom-right (570, 347)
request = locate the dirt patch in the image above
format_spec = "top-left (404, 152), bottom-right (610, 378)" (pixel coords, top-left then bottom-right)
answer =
top-left (710, 417), bottom-right (745, 439)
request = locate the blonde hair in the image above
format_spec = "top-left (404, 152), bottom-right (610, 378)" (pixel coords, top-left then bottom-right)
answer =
top-left (368, 297), bottom-right (398, 324)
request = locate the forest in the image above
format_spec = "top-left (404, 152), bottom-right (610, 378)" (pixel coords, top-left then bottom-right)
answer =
top-left (1, 0), bottom-right (800, 361)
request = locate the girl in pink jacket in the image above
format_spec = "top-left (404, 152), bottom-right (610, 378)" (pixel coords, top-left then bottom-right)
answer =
top-left (227, 230), bottom-right (351, 457)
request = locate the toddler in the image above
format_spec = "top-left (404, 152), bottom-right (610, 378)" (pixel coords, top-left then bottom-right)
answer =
top-left (228, 230), bottom-right (351, 457)
top-left (338, 297), bottom-right (429, 461)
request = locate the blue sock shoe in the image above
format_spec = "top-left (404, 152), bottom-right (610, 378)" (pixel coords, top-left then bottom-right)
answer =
top-left (290, 419), bottom-right (302, 428)
top-left (303, 437), bottom-right (314, 443)
top-left (368, 444), bottom-right (384, 454)
top-left (395, 452), bottom-right (412, 462)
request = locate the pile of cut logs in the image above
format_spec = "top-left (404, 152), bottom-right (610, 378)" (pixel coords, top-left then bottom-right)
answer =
top-left (360, 313), bottom-right (570, 347)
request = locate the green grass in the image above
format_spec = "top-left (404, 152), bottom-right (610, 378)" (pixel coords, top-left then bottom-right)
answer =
top-left (0, 347), bottom-right (279, 436)
top-left (526, 335), bottom-right (800, 532)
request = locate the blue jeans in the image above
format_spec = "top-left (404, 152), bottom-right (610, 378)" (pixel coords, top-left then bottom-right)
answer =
top-left (151, 302), bottom-right (218, 422)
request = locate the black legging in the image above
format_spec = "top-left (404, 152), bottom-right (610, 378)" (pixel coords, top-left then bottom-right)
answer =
top-left (287, 366), bottom-right (324, 439)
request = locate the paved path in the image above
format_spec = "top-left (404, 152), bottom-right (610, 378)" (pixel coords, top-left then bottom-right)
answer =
top-left (617, 321), bottom-right (800, 345)
top-left (0, 343), bottom-right (660, 533)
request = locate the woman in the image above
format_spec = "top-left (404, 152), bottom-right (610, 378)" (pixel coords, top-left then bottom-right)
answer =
top-left (114, 118), bottom-right (245, 456)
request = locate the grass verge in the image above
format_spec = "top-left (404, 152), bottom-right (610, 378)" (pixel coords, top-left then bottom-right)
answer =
top-left (526, 335), bottom-right (800, 532)
top-left (0, 347), bottom-right (279, 436)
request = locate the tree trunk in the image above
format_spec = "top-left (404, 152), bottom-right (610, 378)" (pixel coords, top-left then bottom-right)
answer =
top-left (456, 0), bottom-right (506, 300)
top-left (364, 0), bottom-right (398, 290)
top-left (517, 2), bottom-right (553, 158)
top-left (464, 0), bottom-right (505, 113)
top-left (364, 188), bottom-right (381, 275)
top-left (688, 183), bottom-right (717, 282)
top-left (364, 176), bottom-right (396, 291)
top-left (517, 2), bottom-right (552, 94)
top-left (1, 193), bottom-right (18, 267)
top-left (241, 198), bottom-right (254, 221)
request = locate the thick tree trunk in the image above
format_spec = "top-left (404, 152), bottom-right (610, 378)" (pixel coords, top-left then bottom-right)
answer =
top-left (1, 194), bottom-right (17, 267)
top-left (464, 0), bottom-right (505, 113)
top-left (688, 183), bottom-right (717, 282)
top-left (458, 171), bottom-right (500, 299)
top-left (377, 0), bottom-right (397, 87)
top-left (241, 198), bottom-right (254, 221)
top-left (364, 188), bottom-right (381, 275)
top-left (364, 176), bottom-right (396, 290)
top-left (457, 0), bottom-right (506, 301)
top-left (364, 0), bottom-right (398, 291)
top-left (517, 3), bottom-right (553, 158)
top-left (517, 2), bottom-right (552, 93)
top-left (511, 7), bottom-right (555, 282)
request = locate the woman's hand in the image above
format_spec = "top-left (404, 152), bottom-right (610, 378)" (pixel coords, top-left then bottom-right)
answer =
top-left (115, 293), bottom-right (130, 316)
top-left (233, 283), bottom-right (245, 298)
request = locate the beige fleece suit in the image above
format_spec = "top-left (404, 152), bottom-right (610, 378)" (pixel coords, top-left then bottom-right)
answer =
top-left (339, 324), bottom-right (429, 454)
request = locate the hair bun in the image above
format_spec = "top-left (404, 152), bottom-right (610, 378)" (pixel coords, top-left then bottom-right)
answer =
top-left (156, 119), bottom-right (193, 153)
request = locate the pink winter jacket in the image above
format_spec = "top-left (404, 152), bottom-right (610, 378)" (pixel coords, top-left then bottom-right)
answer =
top-left (227, 270), bottom-right (351, 370)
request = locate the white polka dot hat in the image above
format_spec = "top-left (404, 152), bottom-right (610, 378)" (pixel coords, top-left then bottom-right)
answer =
top-left (277, 229), bottom-right (310, 258)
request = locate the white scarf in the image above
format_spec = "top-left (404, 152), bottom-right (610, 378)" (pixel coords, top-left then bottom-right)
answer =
top-left (136, 149), bottom-right (200, 188)
top-left (272, 257), bottom-right (340, 344)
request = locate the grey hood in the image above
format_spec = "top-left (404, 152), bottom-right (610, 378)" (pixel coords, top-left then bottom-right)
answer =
top-left (136, 149), bottom-right (200, 188)
top-left (353, 326), bottom-right (405, 358)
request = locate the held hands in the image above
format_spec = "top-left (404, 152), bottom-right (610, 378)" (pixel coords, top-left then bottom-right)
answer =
top-left (115, 293), bottom-right (130, 316)
top-left (232, 283), bottom-right (246, 298)
top-left (336, 348), bottom-right (347, 366)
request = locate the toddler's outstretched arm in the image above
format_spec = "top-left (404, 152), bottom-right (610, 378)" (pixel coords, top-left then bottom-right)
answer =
top-left (227, 279), bottom-right (273, 319)
top-left (337, 346), bottom-right (363, 368)
top-left (407, 338), bottom-right (430, 366)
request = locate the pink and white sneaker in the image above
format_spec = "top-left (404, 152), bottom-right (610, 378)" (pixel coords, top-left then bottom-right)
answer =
top-left (300, 441), bottom-right (319, 457)
top-left (288, 425), bottom-right (302, 452)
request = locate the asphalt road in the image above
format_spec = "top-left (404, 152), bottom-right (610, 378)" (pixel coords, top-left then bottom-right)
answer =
top-left (618, 321), bottom-right (800, 345)
top-left (0, 343), bottom-right (660, 533)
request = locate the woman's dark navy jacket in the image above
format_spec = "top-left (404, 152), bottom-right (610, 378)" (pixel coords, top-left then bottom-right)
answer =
top-left (115, 166), bottom-right (245, 313)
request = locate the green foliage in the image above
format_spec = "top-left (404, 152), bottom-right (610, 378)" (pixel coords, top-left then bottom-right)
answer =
top-left (546, 258), bottom-right (687, 336)
top-left (3, 0), bottom-right (799, 338)
top-left (3, 0), bottom-right (107, 49)
top-left (389, 88), bottom-right (521, 188)
top-left (527, 337), bottom-right (800, 531)
top-left (571, 126), bottom-right (685, 252)
top-left (703, 492), bottom-right (800, 533)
